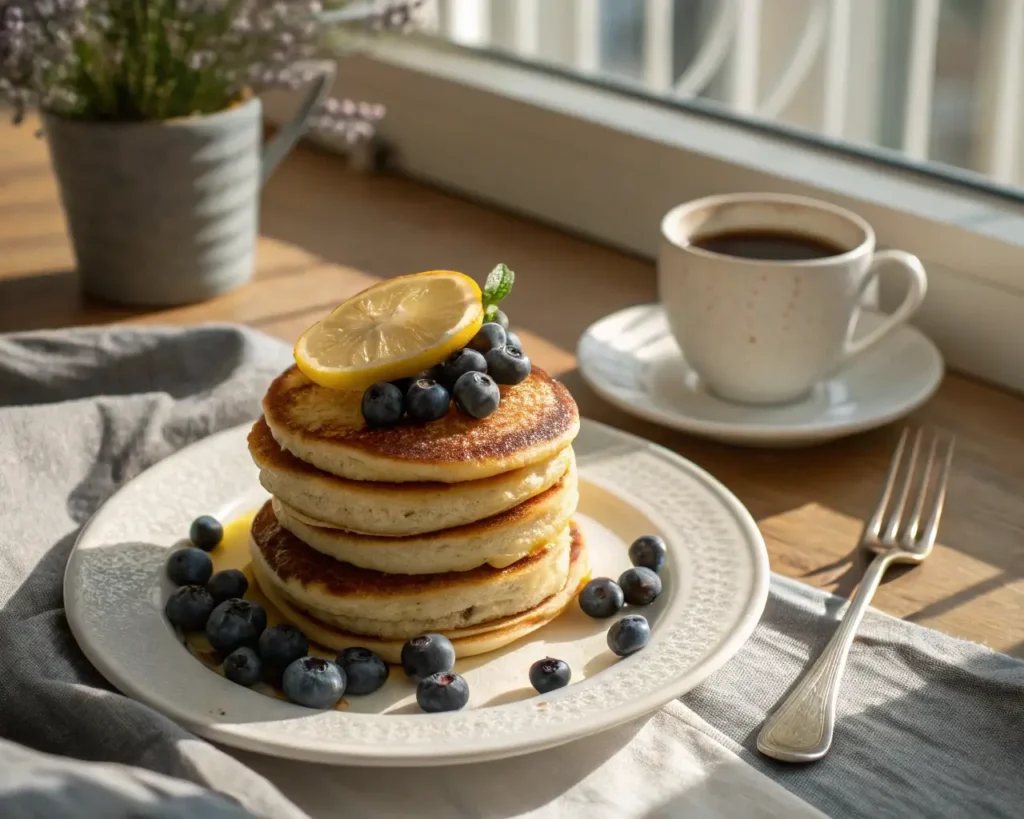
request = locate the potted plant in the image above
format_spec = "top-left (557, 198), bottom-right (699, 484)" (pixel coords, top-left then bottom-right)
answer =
top-left (0, 0), bottom-right (420, 306)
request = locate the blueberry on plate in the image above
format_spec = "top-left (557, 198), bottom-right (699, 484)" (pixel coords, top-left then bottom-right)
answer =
top-left (618, 567), bottom-right (662, 606)
top-left (401, 633), bottom-right (456, 683)
top-left (282, 656), bottom-right (347, 709)
top-left (164, 585), bottom-right (215, 631)
top-left (362, 381), bottom-right (404, 429)
top-left (607, 614), bottom-right (651, 657)
top-left (404, 379), bottom-right (450, 424)
top-left (166, 547), bottom-right (213, 587)
top-left (578, 577), bottom-right (624, 619)
top-left (467, 322), bottom-right (507, 353)
top-left (453, 372), bottom-right (501, 419)
top-left (206, 569), bottom-right (248, 603)
top-left (485, 345), bottom-right (531, 386)
top-left (629, 534), bottom-right (667, 573)
top-left (505, 330), bottom-right (523, 353)
top-left (189, 515), bottom-right (223, 551)
top-left (417, 671), bottom-right (470, 713)
top-left (439, 348), bottom-right (487, 391)
top-left (224, 647), bottom-right (263, 687)
top-left (529, 657), bottom-right (571, 694)
top-left (337, 647), bottom-right (390, 695)
top-left (259, 624), bottom-right (309, 678)
top-left (205, 598), bottom-right (267, 656)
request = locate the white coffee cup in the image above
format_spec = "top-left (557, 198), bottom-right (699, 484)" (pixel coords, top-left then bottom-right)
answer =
top-left (657, 193), bottom-right (927, 405)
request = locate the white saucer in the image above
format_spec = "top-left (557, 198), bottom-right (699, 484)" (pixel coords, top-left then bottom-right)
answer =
top-left (577, 304), bottom-right (944, 447)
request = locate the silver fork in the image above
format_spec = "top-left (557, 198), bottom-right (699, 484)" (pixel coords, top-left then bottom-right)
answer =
top-left (756, 427), bottom-right (955, 763)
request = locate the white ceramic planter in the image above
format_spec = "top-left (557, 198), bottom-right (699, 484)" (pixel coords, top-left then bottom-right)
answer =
top-left (43, 65), bottom-right (334, 306)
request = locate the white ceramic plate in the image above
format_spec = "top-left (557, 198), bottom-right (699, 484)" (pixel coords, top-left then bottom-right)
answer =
top-left (578, 304), bottom-right (944, 447)
top-left (64, 418), bottom-right (768, 767)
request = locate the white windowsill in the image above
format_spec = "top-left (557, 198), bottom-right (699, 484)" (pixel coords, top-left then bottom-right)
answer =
top-left (265, 37), bottom-right (1024, 395)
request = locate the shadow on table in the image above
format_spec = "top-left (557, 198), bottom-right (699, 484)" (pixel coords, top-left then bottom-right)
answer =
top-left (0, 268), bottom-right (145, 333)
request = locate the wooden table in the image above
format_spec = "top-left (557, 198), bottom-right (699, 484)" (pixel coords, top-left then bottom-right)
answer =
top-left (2, 122), bottom-right (1022, 657)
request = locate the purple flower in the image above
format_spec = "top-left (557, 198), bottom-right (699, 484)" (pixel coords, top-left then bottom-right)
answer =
top-left (0, 0), bottom-right (424, 140)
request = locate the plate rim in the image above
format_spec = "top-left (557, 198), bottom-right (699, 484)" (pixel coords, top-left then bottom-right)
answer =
top-left (577, 303), bottom-right (945, 445)
top-left (64, 417), bottom-right (769, 766)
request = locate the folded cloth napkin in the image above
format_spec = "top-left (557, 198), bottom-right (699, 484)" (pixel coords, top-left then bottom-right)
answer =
top-left (0, 325), bottom-right (826, 819)
top-left (0, 327), bottom-right (304, 819)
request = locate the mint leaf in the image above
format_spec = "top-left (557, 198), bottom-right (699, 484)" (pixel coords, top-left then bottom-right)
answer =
top-left (482, 263), bottom-right (515, 307)
top-left (484, 303), bottom-right (500, 322)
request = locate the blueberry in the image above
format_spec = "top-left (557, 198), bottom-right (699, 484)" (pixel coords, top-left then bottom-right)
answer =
top-left (607, 614), bottom-right (651, 657)
top-left (206, 569), bottom-right (248, 603)
top-left (361, 382), bottom-right (404, 429)
top-left (189, 515), bottom-right (223, 551)
top-left (164, 585), bottom-right (215, 631)
top-left (629, 535), bottom-right (667, 573)
top-left (485, 345), bottom-right (531, 386)
top-left (205, 598), bottom-right (267, 656)
top-left (401, 633), bottom-right (456, 683)
top-left (282, 656), bottom-right (347, 709)
top-left (492, 308), bottom-right (510, 330)
top-left (166, 547), bottom-right (213, 587)
top-left (618, 567), bottom-right (662, 606)
top-left (467, 322), bottom-right (507, 353)
top-left (578, 577), bottom-right (624, 619)
top-left (439, 348), bottom-right (487, 392)
top-left (224, 647), bottom-right (263, 687)
top-left (529, 657), bottom-right (571, 694)
top-left (505, 330), bottom-right (523, 352)
top-left (453, 372), bottom-right (501, 419)
top-left (416, 671), bottom-right (469, 713)
top-left (258, 624), bottom-right (309, 677)
top-left (337, 647), bottom-right (390, 695)
top-left (404, 379), bottom-right (450, 424)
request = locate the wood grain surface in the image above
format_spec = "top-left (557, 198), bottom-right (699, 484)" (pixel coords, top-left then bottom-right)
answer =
top-left (1, 121), bottom-right (1021, 657)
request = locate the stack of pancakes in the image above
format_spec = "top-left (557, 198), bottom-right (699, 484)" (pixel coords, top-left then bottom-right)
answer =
top-left (247, 365), bottom-right (587, 662)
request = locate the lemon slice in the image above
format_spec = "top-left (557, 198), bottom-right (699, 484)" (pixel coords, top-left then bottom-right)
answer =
top-left (294, 270), bottom-right (484, 390)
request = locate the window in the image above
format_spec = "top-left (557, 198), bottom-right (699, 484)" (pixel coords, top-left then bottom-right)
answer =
top-left (268, 0), bottom-right (1024, 393)
top-left (428, 0), bottom-right (1024, 191)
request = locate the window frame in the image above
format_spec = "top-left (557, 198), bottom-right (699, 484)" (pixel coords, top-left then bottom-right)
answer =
top-left (266, 36), bottom-right (1024, 394)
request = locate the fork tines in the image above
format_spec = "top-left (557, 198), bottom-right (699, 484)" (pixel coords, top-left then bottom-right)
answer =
top-left (863, 428), bottom-right (955, 552)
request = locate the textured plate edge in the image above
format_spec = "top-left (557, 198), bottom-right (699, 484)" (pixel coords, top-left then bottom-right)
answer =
top-left (577, 304), bottom-right (946, 446)
top-left (63, 418), bottom-right (770, 767)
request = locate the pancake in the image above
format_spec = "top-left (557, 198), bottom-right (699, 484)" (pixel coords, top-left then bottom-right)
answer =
top-left (250, 523), bottom-right (590, 662)
top-left (262, 365), bottom-right (580, 483)
top-left (272, 462), bottom-right (577, 573)
top-left (249, 417), bottom-right (574, 536)
top-left (249, 501), bottom-right (572, 640)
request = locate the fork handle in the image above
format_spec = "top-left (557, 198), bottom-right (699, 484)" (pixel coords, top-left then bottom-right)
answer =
top-left (756, 552), bottom-right (893, 762)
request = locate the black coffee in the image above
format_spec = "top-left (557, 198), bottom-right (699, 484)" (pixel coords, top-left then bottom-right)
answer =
top-left (690, 229), bottom-right (846, 261)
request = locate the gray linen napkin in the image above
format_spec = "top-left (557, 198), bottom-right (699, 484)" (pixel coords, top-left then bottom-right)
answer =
top-left (684, 576), bottom-right (1024, 819)
top-left (0, 326), bottom-right (305, 819)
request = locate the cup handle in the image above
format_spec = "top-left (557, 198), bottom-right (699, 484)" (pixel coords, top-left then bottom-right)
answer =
top-left (842, 249), bottom-right (928, 362)
top-left (260, 60), bottom-right (337, 187)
